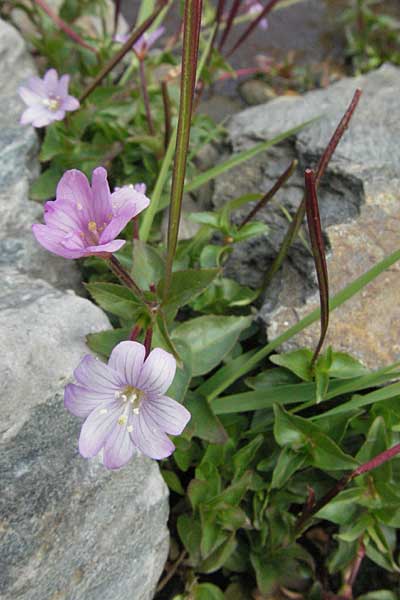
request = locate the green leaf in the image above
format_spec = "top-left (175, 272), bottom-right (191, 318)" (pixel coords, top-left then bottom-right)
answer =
top-left (131, 240), bottom-right (165, 290)
top-left (233, 435), bottom-right (263, 479)
top-left (219, 193), bottom-right (262, 232)
top-left (189, 211), bottom-right (221, 228)
top-left (356, 417), bottom-right (391, 484)
top-left (159, 268), bottom-right (219, 313)
top-left (200, 507), bottom-right (223, 557)
top-left (232, 221), bottom-right (269, 242)
top-left (193, 583), bottom-right (224, 600)
top-left (85, 282), bottom-right (143, 320)
top-left (212, 382), bottom-right (316, 414)
top-left (274, 406), bottom-right (358, 470)
top-left (196, 349), bottom-right (257, 400)
top-left (209, 471), bottom-right (253, 509)
top-left (246, 367), bottom-right (299, 389)
top-left (199, 533), bottom-right (237, 573)
top-left (39, 124), bottom-right (67, 161)
top-left (329, 351), bottom-right (369, 378)
top-left (185, 393), bottom-right (228, 444)
top-left (177, 514), bottom-right (201, 562)
top-left (86, 328), bottom-right (130, 358)
top-left (271, 447), bottom-right (307, 489)
top-left (316, 488), bottom-right (364, 525)
top-left (270, 349), bottom-right (313, 381)
top-left (172, 315), bottom-right (252, 376)
top-left (357, 592), bottom-right (398, 600)
top-left (164, 339), bottom-right (192, 404)
top-left (184, 119), bottom-right (317, 193)
top-left (30, 166), bottom-right (63, 201)
top-left (160, 469), bottom-right (184, 495)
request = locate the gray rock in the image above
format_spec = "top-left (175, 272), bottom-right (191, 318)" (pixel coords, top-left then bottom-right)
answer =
top-left (0, 269), bottom-right (170, 600)
top-left (0, 19), bottom-right (80, 291)
top-left (210, 64), bottom-right (400, 368)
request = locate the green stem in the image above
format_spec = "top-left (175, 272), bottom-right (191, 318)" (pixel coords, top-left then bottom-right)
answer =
top-left (204, 247), bottom-right (400, 401)
top-left (139, 20), bottom-right (213, 243)
top-left (163, 0), bottom-right (203, 300)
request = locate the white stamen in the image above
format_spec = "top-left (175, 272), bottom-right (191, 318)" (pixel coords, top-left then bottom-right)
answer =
top-left (133, 407), bottom-right (140, 415)
top-left (118, 415), bottom-right (127, 426)
top-left (127, 425), bottom-right (133, 433)
top-left (114, 391), bottom-right (121, 399)
top-left (99, 408), bottom-right (108, 415)
top-left (77, 203), bottom-right (83, 210)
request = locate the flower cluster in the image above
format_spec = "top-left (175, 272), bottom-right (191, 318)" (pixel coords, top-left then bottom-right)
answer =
top-left (32, 161), bottom-right (191, 468)
top-left (65, 341), bottom-right (190, 469)
top-left (19, 69), bottom-right (80, 128)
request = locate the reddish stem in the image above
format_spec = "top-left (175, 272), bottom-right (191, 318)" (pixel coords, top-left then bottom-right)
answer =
top-left (113, 0), bottom-right (121, 37)
top-left (34, 0), bottom-right (98, 54)
top-left (161, 80), bottom-right (172, 151)
top-left (218, 0), bottom-right (243, 50)
top-left (129, 324), bottom-right (142, 341)
top-left (144, 327), bottom-right (153, 357)
top-left (296, 442), bottom-right (400, 534)
top-left (226, 0), bottom-right (282, 57)
top-left (238, 159), bottom-right (297, 230)
top-left (304, 169), bottom-right (329, 366)
top-left (263, 89), bottom-right (362, 291)
top-left (79, 1), bottom-right (167, 103)
top-left (139, 58), bottom-right (155, 135)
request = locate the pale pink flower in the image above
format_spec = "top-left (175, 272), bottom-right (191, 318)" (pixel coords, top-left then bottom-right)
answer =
top-left (114, 26), bottom-right (165, 59)
top-left (245, 1), bottom-right (269, 30)
top-left (32, 167), bottom-right (150, 259)
top-left (65, 341), bottom-right (191, 468)
top-left (18, 68), bottom-right (79, 128)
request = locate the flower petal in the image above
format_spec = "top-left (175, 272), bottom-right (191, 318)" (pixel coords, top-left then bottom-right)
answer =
top-left (32, 224), bottom-right (84, 258)
top-left (62, 95), bottom-right (80, 111)
top-left (57, 73), bottom-right (70, 98)
top-left (131, 412), bottom-right (175, 460)
top-left (18, 85), bottom-right (42, 106)
top-left (64, 383), bottom-right (114, 418)
top-left (110, 186), bottom-right (150, 214)
top-left (20, 105), bottom-right (47, 126)
top-left (103, 418), bottom-right (136, 469)
top-left (56, 169), bottom-right (93, 222)
top-left (44, 198), bottom-right (84, 233)
top-left (99, 204), bottom-right (143, 244)
top-left (83, 239), bottom-right (126, 256)
top-left (44, 68), bottom-right (58, 95)
top-left (144, 395), bottom-right (191, 435)
top-left (26, 76), bottom-right (47, 97)
top-left (74, 355), bottom-right (124, 392)
top-left (138, 348), bottom-right (176, 395)
top-left (31, 112), bottom-right (53, 128)
top-left (91, 166), bottom-right (112, 224)
top-left (78, 404), bottom-right (121, 458)
top-left (108, 341), bottom-right (146, 387)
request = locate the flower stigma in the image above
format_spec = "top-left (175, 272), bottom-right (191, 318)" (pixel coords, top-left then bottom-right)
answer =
top-left (116, 386), bottom-right (144, 418)
top-left (43, 96), bottom-right (61, 111)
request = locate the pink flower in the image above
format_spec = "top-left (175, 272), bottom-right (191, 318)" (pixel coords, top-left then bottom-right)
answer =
top-left (32, 167), bottom-right (150, 259)
top-left (65, 341), bottom-right (191, 468)
top-left (115, 182), bottom-right (147, 195)
top-left (18, 68), bottom-right (80, 128)
top-left (245, 1), bottom-right (269, 30)
top-left (114, 26), bottom-right (165, 60)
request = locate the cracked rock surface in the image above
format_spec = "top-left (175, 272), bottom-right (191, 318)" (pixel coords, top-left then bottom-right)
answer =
top-left (0, 19), bottom-right (169, 600)
top-left (210, 64), bottom-right (400, 368)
